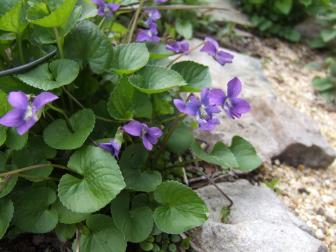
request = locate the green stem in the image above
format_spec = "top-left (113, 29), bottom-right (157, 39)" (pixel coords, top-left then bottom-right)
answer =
top-left (62, 87), bottom-right (115, 123)
top-left (47, 104), bottom-right (74, 132)
top-left (53, 27), bottom-right (64, 58)
top-left (0, 163), bottom-right (68, 177)
top-left (165, 159), bottom-right (200, 170)
top-left (98, 17), bottom-right (106, 29)
top-left (127, 0), bottom-right (146, 43)
top-left (16, 33), bottom-right (24, 64)
top-left (155, 115), bottom-right (186, 163)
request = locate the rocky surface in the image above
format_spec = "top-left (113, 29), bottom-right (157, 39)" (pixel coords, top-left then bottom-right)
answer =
top-left (177, 39), bottom-right (336, 168)
top-left (193, 180), bottom-right (328, 252)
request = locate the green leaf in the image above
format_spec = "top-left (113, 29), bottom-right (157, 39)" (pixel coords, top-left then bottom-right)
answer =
top-left (106, 43), bottom-right (150, 74)
top-left (77, 214), bottom-right (127, 252)
top-left (0, 176), bottom-right (18, 199)
top-left (299, 0), bottom-right (312, 6)
top-left (153, 94), bottom-right (174, 115)
top-left (0, 90), bottom-right (10, 147)
top-left (192, 136), bottom-right (262, 172)
top-left (12, 136), bottom-right (56, 181)
top-left (274, 0), bottom-right (292, 14)
top-left (167, 123), bottom-right (194, 154)
top-left (0, 198), bottom-right (14, 239)
top-left (191, 141), bottom-right (238, 169)
top-left (64, 21), bottom-right (111, 74)
top-left (153, 181), bottom-right (208, 234)
top-left (147, 43), bottom-right (173, 60)
top-left (27, 0), bottom-right (78, 28)
top-left (312, 77), bottom-right (334, 91)
top-left (129, 66), bottom-right (187, 94)
top-left (120, 144), bottom-right (162, 192)
top-left (321, 29), bottom-right (336, 43)
top-left (107, 78), bottom-right (152, 120)
top-left (13, 187), bottom-right (58, 233)
top-left (55, 223), bottom-right (76, 242)
top-left (175, 18), bottom-right (193, 39)
top-left (16, 59), bottom-right (80, 91)
top-left (5, 128), bottom-right (28, 150)
top-left (54, 200), bottom-right (89, 224)
top-left (58, 146), bottom-right (125, 213)
top-left (171, 61), bottom-right (211, 91)
top-left (110, 192), bottom-right (153, 242)
top-left (43, 109), bottom-right (95, 150)
top-left (0, 0), bottom-right (27, 34)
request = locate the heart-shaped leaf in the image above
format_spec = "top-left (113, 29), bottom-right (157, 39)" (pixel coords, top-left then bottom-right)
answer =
top-left (13, 187), bottom-right (58, 233)
top-left (107, 78), bottom-right (152, 120)
top-left (0, 198), bottom-right (14, 239)
top-left (153, 181), bottom-right (208, 234)
top-left (171, 61), bottom-right (211, 91)
top-left (128, 66), bottom-right (187, 94)
top-left (0, 0), bottom-right (27, 34)
top-left (17, 59), bottom-right (80, 91)
top-left (111, 192), bottom-right (153, 242)
top-left (58, 146), bottom-right (125, 213)
top-left (106, 43), bottom-right (150, 74)
top-left (120, 144), bottom-right (162, 192)
top-left (5, 128), bottom-right (28, 150)
top-left (55, 223), bottom-right (76, 242)
top-left (64, 21), bottom-right (111, 74)
top-left (43, 109), bottom-right (95, 150)
top-left (54, 200), bottom-right (89, 224)
top-left (230, 136), bottom-right (262, 172)
top-left (75, 214), bottom-right (127, 252)
top-left (191, 136), bottom-right (262, 172)
top-left (27, 0), bottom-right (77, 28)
top-left (0, 90), bottom-right (10, 147)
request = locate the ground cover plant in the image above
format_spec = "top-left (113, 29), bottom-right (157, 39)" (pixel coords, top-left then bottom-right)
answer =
top-left (0, 0), bottom-right (261, 251)
top-left (235, 0), bottom-right (332, 42)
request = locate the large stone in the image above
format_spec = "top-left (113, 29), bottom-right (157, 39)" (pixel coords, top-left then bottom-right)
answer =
top-left (177, 40), bottom-right (336, 168)
top-left (193, 180), bottom-right (328, 252)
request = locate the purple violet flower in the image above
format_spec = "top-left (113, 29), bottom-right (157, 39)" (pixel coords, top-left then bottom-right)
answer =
top-left (155, 0), bottom-right (168, 3)
top-left (0, 91), bottom-right (58, 135)
top-left (166, 40), bottom-right (189, 54)
top-left (201, 37), bottom-right (234, 66)
top-left (98, 139), bottom-right (121, 158)
top-left (173, 89), bottom-right (221, 131)
top-left (123, 120), bottom-right (162, 151)
top-left (209, 77), bottom-right (251, 119)
top-left (92, 0), bottom-right (119, 16)
top-left (136, 22), bottom-right (160, 43)
top-left (145, 8), bottom-right (161, 23)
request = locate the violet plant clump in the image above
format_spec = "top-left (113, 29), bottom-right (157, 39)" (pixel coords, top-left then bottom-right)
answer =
top-left (0, 0), bottom-right (261, 251)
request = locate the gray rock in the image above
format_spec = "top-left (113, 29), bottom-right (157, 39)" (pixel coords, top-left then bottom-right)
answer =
top-left (177, 40), bottom-right (336, 168)
top-left (193, 180), bottom-right (328, 252)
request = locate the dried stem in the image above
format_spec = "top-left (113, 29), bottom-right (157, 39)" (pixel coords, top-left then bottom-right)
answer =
top-left (127, 0), bottom-right (146, 43)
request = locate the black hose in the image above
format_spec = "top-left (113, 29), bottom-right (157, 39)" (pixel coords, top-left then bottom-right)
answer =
top-left (0, 49), bottom-right (57, 77)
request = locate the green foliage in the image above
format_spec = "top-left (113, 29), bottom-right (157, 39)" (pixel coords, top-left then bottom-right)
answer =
top-left (17, 59), bottom-right (80, 90)
top-left (236, 0), bottom-right (331, 42)
top-left (312, 58), bottom-right (336, 102)
top-left (192, 136), bottom-right (262, 172)
top-left (58, 146), bottom-right (125, 213)
top-left (153, 181), bottom-right (208, 234)
top-left (0, 1), bottom-right (262, 250)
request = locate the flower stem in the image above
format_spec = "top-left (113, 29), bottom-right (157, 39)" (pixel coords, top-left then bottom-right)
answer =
top-left (0, 163), bottom-right (68, 177)
top-left (167, 42), bottom-right (204, 68)
top-left (53, 27), bottom-right (64, 58)
top-left (16, 33), bottom-right (24, 64)
top-left (62, 87), bottom-right (115, 123)
top-left (165, 159), bottom-right (200, 170)
top-left (47, 104), bottom-right (74, 132)
top-left (127, 0), bottom-right (146, 43)
top-left (120, 4), bottom-right (230, 12)
top-left (155, 115), bottom-right (186, 163)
